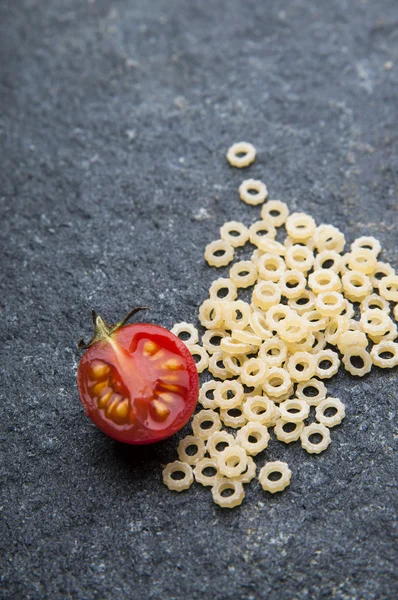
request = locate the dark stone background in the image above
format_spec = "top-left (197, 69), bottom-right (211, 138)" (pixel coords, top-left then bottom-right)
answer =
top-left (1, 0), bottom-right (397, 598)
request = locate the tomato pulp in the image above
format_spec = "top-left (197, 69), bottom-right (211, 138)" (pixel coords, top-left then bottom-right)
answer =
top-left (77, 311), bottom-right (199, 444)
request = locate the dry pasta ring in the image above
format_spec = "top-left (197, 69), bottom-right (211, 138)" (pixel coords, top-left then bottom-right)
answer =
top-left (284, 235), bottom-right (315, 252)
top-left (394, 305), bottom-right (398, 321)
top-left (288, 290), bottom-right (316, 315)
top-left (220, 336), bottom-right (252, 355)
top-left (198, 380), bottom-right (219, 409)
top-left (258, 461), bottom-right (292, 493)
top-left (234, 456), bottom-right (257, 484)
top-left (255, 238), bottom-right (286, 256)
top-left (370, 261), bottom-right (395, 289)
top-left (162, 461), bottom-right (194, 491)
top-left (360, 308), bottom-right (391, 336)
top-left (278, 270), bottom-right (307, 299)
top-left (300, 423), bottom-right (331, 454)
top-left (265, 304), bottom-right (292, 332)
top-left (260, 199), bottom-right (289, 227)
top-left (223, 353), bottom-right (247, 376)
top-left (379, 275), bottom-right (398, 302)
top-left (217, 445), bottom-right (248, 477)
top-left (302, 310), bottom-right (329, 333)
top-left (223, 300), bottom-right (251, 330)
top-left (193, 457), bottom-right (220, 487)
top-left (342, 347), bottom-right (372, 377)
top-left (243, 396), bottom-right (276, 425)
top-left (220, 221), bottom-right (249, 248)
top-left (313, 250), bottom-right (342, 273)
top-left (249, 221), bottom-right (277, 248)
top-left (361, 293), bottom-right (389, 313)
top-left (324, 316), bottom-right (349, 345)
top-left (240, 358), bottom-right (268, 387)
top-left (288, 332), bottom-right (316, 353)
top-left (220, 406), bottom-right (247, 428)
top-left (278, 398), bottom-right (310, 423)
top-left (214, 379), bottom-right (244, 409)
top-left (351, 235), bottom-right (381, 257)
top-left (368, 322), bottom-right (398, 344)
top-left (286, 212), bottom-right (316, 241)
top-left (199, 299), bottom-right (224, 329)
top-left (315, 349), bottom-right (340, 379)
top-left (177, 435), bottom-right (206, 465)
top-left (204, 239), bottom-right (235, 267)
top-left (202, 329), bottom-right (227, 354)
top-left (340, 299), bottom-right (355, 319)
top-left (337, 330), bottom-right (368, 354)
top-left (347, 319), bottom-right (361, 331)
top-left (370, 341), bottom-right (398, 368)
top-left (188, 344), bottom-right (209, 373)
top-left (236, 422), bottom-right (270, 455)
top-left (231, 329), bottom-right (262, 346)
top-left (308, 269), bottom-right (341, 294)
top-left (249, 310), bottom-right (273, 339)
top-left (211, 478), bottom-right (245, 508)
top-left (170, 322), bottom-right (199, 346)
top-left (257, 253), bottom-right (286, 282)
top-left (348, 248), bottom-right (377, 275)
top-left (339, 253), bottom-right (351, 276)
top-left (208, 351), bottom-right (230, 380)
top-left (262, 367), bottom-right (292, 399)
top-left (315, 397), bottom-right (346, 428)
top-left (285, 245), bottom-right (314, 273)
top-left (286, 352), bottom-right (316, 382)
top-left (258, 337), bottom-right (287, 367)
top-left (239, 178), bottom-right (268, 206)
top-left (314, 224), bottom-right (345, 253)
top-left (296, 379), bottom-right (327, 406)
top-left (315, 292), bottom-right (345, 317)
top-left (250, 248), bottom-right (265, 266)
top-left (278, 316), bottom-right (307, 343)
top-left (230, 260), bottom-right (258, 288)
top-left (209, 277), bottom-right (238, 302)
top-left (206, 430), bottom-right (236, 459)
top-left (342, 271), bottom-right (372, 301)
top-left (192, 409), bottom-right (222, 440)
top-left (252, 281), bottom-right (281, 311)
top-left (274, 419), bottom-right (304, 443)
top-left (226, 142), bottom-right (256, 168)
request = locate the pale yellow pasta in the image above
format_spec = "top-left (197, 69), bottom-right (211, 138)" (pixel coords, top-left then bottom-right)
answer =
top-left (189, 344), bottom-right (209, 373)
top-left (308, 269), bottom-right (341, 294)
top-left (347, 319), bottom-right (361, 331)
top-left (226, 141), bottom-right (256, 168)
top-left (260, 199), bottom-right (289, 227)
top-left (262, 367), bottom-right (292, 398)
top-left (278, 270), bottom-right (307, 299)
top-left (351, 235), bottom-right (381, 257)
top-left (341, 299), bottom-right (355, 319)
top-left (243, 396), bottom-right (277, 426)
top-left (286, 212), bottom-right (316, 241)
top-left (285, 245), bottom-right (314, 272)
top-left (240, 358), bottom-right (268, 387)
top-left (301, 423), bottom-right (331, 454)
top-left (361, 293), bottom-right (389, 313)
top-left (208, 351), bottom-right (230, 379)
top-left (315, 292), bottom-right (345, 317)
top-left (233, 456), bottom-right (257, 484)
top-left (258, 337), bottom-right (288, 367)
top-left (220, 221), bottom-right (249, 248)
top-left (250, 248), bottom-right (265, 266)
top-left (206, 430), bottom-right (236, 459)
top-left (278, 398), bottom-right (310, 422)
top-left (314, 224), bottom-right (345, 253)
top-left (252, 281), bottom-right (282, 311)
top-left (342, 271), bottom-right (372, 302)
top-left (204, 239), bottom-right (234, 267)
top-left (170, 322), bottom-right (199, 346)
top-left (214, 379), bottom-right (245, 409)
top-left (286, 352), bottom-right (316, 382)
top-left (288, 290), bottom-right (316, 315)
top-left (193, 457), bottom-right (220, 487)
top-left (230, 260), bottom-right (258, 288)
top-left (220, 336), bottom-right (252, 355)
top-left (342, 347), bottom-right (372, 377)
top-left (379, 275), bottom-right (398, 302)
top-left (198, 380), bottom-right (219, 409)
top-left (339, 253), bottom-right (351, 276)
top-left (202, 329), bottom-right (227, 354)
top-left (249, 220), bottom-right (277, 249)
top-left (315, 349), bottom-right (340, 379)
top-left (223, 300), bottom-right (251, 330)
top-left (239, 178), bottom-right (268, 206)
top-left (360, 308), bottom-right (391, 336)
top-left (209, 277), bottom-right (238, 302)
top-left (162, 461), bottom-right (194, 491)
top-left (177, 435), bottom-right (206, 465)
top-left (220, 406), bottom-right (247, 428)
top-left (302, 309), bottom-right (329, 332)
top-left (258, 461), bottom-right (292, 493)
top-left (314, 250), bottom-right (342, 273)
top-left (348, 248), bottom-right (377, 275)
top-left (337, 330), bottom-right (368, 354)
top-left (269, 387), bottom-right (294, 403)
top-left (278, 315), bottom-right (307, 343)
top-left (315, 397), bottom-right (346, 428)
top-left (249, 309), bottom-right (273, 339)
top-left (296, 379), bottom-right (327, 406)
top-left (255, 238), bottom-right (286, 256)
top-left (222, 354), bottom-right (247, 377)
top-left (236, 422), bottom-right (270, 455)
top-left (211, 478), bottom-right (245, 508)
top-left (199, 299), bottom-right (224, 329)
top-left (284, 236), bottom-right (315, 252)
top-left (265, 304), bottom-right (293, 332)
top-left (287, 332), bottom-right (315, 353)
top-left (231, 329), bottom-right (262, 346)
top-left (370, 262), bottom-right (395, 289)
top-left (368, 322), bottom-right (397, 344)
top-left (324, 316), bottom-right (349, 345)
top-left (257, 253), bottom-right (286, 282)
top-left (217, 446), bottom-right (248, 477)
top-left (370, 341), bottom-right (398, 368)
top-left (192, 409), bottom-right (222, 439)
top-left (274, 419), bottom-right (304, 443)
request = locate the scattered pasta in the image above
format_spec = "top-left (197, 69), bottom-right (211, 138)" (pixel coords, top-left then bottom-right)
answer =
top-left (258, 461), bottom-right (292, 493)
top-left (226, 142), bottom-right (256, 168)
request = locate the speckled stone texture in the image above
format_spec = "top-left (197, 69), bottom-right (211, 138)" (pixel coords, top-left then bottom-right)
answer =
top-left (1, 0), bottom-right (398, 598)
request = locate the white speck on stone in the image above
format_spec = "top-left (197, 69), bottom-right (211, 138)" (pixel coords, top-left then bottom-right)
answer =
top-left (126, 129), bottom-right (136, 140)
top-left (384, 61), bottom-right (393, 71)
top-left (194, 207), bottom-right (211, 221)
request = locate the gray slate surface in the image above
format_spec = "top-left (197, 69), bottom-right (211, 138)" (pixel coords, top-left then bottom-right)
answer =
top-left (1, 0), bottom-right (398, 598)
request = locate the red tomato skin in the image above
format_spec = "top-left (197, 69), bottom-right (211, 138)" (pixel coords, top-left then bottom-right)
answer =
top-left (77, 323), bottom-right (199, 445)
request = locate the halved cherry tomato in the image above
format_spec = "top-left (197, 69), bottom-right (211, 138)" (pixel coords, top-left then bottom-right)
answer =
top-left (77, 309), bottom-right (199, 444)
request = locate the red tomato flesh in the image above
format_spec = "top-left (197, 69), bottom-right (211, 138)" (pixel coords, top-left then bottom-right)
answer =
top-left (78, 323), bottom-right (199, 444)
